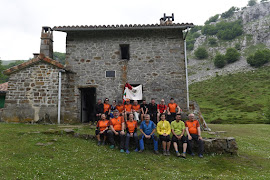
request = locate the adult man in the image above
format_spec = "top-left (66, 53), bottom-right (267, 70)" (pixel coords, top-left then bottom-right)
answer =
top-left (95, 99), bottom-right (104, 122)
top-left (107, 110), bottom-right (125, 152)
top-left (167, 98), bottom-right (181, 123)
top-left (116, 100), bottom-right (124, 116)
top-left (157, 99), bottom-right (167, 122)
top-left (185, 113), bottom-right (204, 158)
top-left (132, 100), bottom-right (141, 122)
top-left (140, 99), bottom-right (148, 122)
top-left (148, 98), bottom-right (158, 124)
top-left (171, 113), bottom-right (187, 158)
top-left (139, 114), bottom-right (159, 154)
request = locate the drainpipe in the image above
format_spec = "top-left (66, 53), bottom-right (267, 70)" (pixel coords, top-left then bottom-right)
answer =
top-left (58, 69), bottom-right (65, 124)
top-left (183, 29), bottom-right (190, 111)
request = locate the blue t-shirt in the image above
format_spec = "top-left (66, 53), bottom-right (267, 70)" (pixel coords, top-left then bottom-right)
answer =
top-left (140, 120), bottom-right (156, 135)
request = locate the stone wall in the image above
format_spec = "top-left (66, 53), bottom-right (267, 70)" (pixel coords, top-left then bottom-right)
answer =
top-left (2, 61), bottom-right (69, 123)
top-left (66, 29), bottom-right (187, 120)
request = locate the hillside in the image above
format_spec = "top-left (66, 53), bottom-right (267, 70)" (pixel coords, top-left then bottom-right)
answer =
top-left (188, 1), bottom-right (270, 83)
top-left (189, 66), bottom-right (270, 124)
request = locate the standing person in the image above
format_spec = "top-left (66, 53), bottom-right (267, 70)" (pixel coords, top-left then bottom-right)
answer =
top-left (103, 98), bottom-right (111, 118)
top-left (157, 99), bottom-right (167, 122)
top-left (140, 99), bottom-right (148, 122)
top-left (110, 100), bottom-right (117, 118)
top-left (139, 114), bottom-right (159, 154)
top-left (185, 114), bottom-right (204, 158)
top-left (107, 110), bottom-right (126, 152)
top-left (124, 99), bottom-right (132, 121)
top-left (125, 113), bottom-right (139, 154)
top-left (132, 100), bottom-right (141, 122)
top-left (95, 114), bottom-right (109, 145)
top-left (148, 98), bottom-right (158, 124)
top-left (157, 113), bottom-right (171, 156)
top-left (167, 98), bottom-right (181, 123)
top-left (95, 99), bottom-right (104, 122)
top-left (116, 100), bottom-right (125, 116)
top-left (171, 113), bottom-right (188, 158)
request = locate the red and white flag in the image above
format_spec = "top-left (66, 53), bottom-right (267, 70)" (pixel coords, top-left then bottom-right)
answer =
top-left (123, 83), bottom-right (143, 101)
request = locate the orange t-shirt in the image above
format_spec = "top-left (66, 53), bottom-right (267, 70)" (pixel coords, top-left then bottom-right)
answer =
top-left (109, 116), bottom-right (124, 131)
top-left (125, 104), bottom-right (132, 112)
top-left (126, 121), bottom-right (137, 133)
top-left (116, 105), bottom-right (124, 113)
top-left (96, 120), bottom-right (109, 131)
top-left (104, 104), bottom-right (111, 113)
top-left (168, 103), bottom-right (178, 113)
top-left (185, 120), bottom-right (200, 135)
top-left (132, 104), bottom-right (141, 111)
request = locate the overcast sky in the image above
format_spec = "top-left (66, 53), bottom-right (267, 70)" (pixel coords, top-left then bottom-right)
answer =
top-left (0, 0), bottom-right (250, 60)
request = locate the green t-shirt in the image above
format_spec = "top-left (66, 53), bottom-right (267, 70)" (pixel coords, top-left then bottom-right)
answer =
top-left (171, 120), bottom-right (185, 135)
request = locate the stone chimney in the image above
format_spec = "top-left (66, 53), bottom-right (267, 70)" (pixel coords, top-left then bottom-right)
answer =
top-left (160, 13), bottom-right (174, 25)
top-left (40, 26), bottom-right (53, 59)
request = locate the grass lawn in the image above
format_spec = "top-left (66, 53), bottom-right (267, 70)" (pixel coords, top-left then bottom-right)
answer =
top-left (0, 123), bottom-right (269, 179)
top-left (189, 66), bottom-right (270, 124)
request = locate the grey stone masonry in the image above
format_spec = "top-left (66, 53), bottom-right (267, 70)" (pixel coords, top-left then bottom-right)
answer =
top-left (65, 28), bottom-right (187, 120)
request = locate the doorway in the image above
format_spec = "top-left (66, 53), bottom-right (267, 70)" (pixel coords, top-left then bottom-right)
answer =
top-left (80, 88), bottom-right (96, 123)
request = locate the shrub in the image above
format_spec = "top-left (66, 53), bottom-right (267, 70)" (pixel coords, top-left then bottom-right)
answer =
top-left (247, 49), bottom-right (270, 67)
top-left (225, 48), bottom-right (241, 63)
top-left (205, 14), bottom-right (219, 25)
top-left (221, 7), bottom-right (237, 19)
top-left (195, 47), bottom-right (208, 59)
top-left (248, 0), bottom-right (257, 6)
top-left (265, 99), bottom-right (270, 124)
top-left (202, 25), bottom-right (218, 35)
top-left (214, 54), bottom-right (226, 68)
top-left (208, 37), bottom-right (217, 46)
top-left (235, 43), bottom-right (241, 50)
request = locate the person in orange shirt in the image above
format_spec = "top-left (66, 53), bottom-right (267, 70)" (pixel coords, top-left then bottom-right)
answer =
top-left (107, 110), bottom-right (126, 152)
top-left (95, 114), bottom-right (110, 146)
top-left (167, 98), bottom-right (181, 123)
top-left (116, 100), bottom-right (124, 116)
top-left (185, 113), bottom-right (204, 158)
top-left (103, 98), bottom-right (111, 118)
top-left (124, 99), bottom-right (132, 121)
top-left (132, 100), bottom-right (141, 122)
top-left (125, 113), bottom-right (139, 154)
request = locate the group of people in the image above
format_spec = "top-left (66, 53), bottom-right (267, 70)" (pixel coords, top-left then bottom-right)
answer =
top-left (95, 98), bottom-right (204, 158)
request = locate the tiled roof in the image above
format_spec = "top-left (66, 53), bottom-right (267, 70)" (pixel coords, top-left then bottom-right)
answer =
top-left (53, 23), bottom-right (194, 32)
top-left (4, 54), bottom-right (66, 75)
top-left (0, 82), bottom-right (8, 93)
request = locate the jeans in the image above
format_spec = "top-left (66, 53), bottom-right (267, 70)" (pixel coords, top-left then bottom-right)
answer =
top-left (125, 132), bottom-right (139, 150)
top-left (187, 134), bottom-right (204, 155)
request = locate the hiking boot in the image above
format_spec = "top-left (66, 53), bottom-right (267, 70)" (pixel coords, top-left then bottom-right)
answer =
top-left (139, 149), bottom-right (144, 153)
top-left (154, 150), bottom-right (159, 154)
top-left (199, 154), bottom-right (203, 158)
top-left (97, 141), bottom-right (101, 146)
top-left (126, 150), bottom-right (130, 154)
top-left (110, 145), bottom-right (115, 149)
top-left (181, 153), bottom-right (186, 158)
top-left (166, 151), bottom-right (170, 156)
top-left (134, 148), bottom-right (139, 152)
top-left (190, 153), bottom-right (195, 157)
top-left (163, 151), bottom-right (167, 156)
top-left (176, 152), bottom-right (181, 157)
top-left (120, 149), bottom-right (125, 153)
top-left (102, 141), bottom-right (105, 146)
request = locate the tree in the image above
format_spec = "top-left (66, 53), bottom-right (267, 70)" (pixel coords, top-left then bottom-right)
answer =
top-left (225, 48), bottom-right (241, 63)
top-left (0, 60), bottom-right (9, 83)
top-left (53, 52), bottom-right (66, 65)
top-left (194, 47), bottom-right (208, 59)
top-left (221, 7), bottom-right (237, 19)
top-left (261, 0), bottom-right (268, 2)
top-left (205, 14), bottom-right (219, 25)
top-left (248, 0), bottom-right (257, 6)
top-left (214, 54), bottom-right (226, 68)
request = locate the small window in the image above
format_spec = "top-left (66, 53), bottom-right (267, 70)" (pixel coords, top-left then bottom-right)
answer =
top-left (120, 44), bottom-right (130, 60)
top-left (105, 71), bottom-right (116, 78)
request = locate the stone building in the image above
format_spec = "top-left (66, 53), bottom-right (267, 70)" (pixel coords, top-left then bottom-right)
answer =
top-left (2, 18), bottom-right (194, 123)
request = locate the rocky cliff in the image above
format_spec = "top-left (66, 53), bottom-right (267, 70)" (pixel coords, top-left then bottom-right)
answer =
top-left (188, 2), bottom-right (270, 83)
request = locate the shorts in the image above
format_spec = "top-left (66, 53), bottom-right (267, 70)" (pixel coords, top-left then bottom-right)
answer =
top-left (159, 135), bottom-right (171, 142)
top-left (172, 135), bottom-right (187, 143)
top-left (95, 129), bottom-right (108, 136)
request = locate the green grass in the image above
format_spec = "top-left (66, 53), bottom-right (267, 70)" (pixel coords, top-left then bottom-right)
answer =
top-left (0, 123), bottom-right (270, 179)
top-left (189, 66), bottom-right (270, 124)
top-left (243, 43), bottom-right (267, 57)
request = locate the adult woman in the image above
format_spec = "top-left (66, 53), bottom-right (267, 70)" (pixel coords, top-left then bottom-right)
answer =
top-left (157, 113), bottom-right (171, 155)
top-left (96, 114), bottom-right (110, 145)
top-left (125, 113), bottom-right (139, 154)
